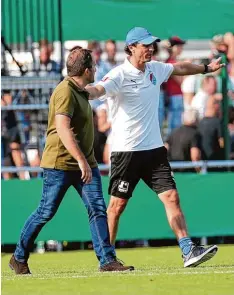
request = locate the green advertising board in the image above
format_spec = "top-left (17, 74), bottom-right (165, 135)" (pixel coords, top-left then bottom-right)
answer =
top-left (2, 173), bottom-right (234, 244)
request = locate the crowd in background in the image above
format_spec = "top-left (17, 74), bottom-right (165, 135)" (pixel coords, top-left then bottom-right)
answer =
top-left (1, 33), bottom-right (234, 179)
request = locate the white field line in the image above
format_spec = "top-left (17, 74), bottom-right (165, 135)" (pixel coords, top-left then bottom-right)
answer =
top-left (2, 270), bottom-right (234, 281)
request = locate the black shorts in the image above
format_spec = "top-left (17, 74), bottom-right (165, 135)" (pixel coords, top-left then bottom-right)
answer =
top-left (108, 146), bottom-right (176, 199)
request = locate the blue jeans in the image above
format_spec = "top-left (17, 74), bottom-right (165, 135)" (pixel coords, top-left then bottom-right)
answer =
top-left (168, 94), bottom-right (184, 133)
top-left (14, 167), bottom-right (116, 266)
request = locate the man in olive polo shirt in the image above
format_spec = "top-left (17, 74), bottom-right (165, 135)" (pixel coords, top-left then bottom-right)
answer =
top-left (9, 48), bottom-right (134, 274)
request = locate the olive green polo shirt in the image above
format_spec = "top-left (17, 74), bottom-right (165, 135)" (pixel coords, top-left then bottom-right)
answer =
top-left (40, 77), bottom-right (97, 170)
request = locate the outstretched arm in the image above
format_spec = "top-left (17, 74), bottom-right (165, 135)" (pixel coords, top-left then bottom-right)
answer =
top-left (86, 85), bottom-right (106, 100)
top-left (172, 57), bottom-right (225, 76)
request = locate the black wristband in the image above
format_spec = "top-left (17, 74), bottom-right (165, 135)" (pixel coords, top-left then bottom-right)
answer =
top-left (203, 64), bottom-right (209, 74)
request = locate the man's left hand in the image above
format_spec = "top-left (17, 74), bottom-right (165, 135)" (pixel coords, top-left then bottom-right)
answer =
top-left (208, 57), bottom-right (226, 73)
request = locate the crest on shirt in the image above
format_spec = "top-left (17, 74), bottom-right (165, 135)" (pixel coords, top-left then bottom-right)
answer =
top-left (149, 73), bottom-right (156, 85)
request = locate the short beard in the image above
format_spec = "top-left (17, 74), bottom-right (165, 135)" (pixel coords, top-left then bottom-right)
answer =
top-left (88, 76), bottom-right (94, 84)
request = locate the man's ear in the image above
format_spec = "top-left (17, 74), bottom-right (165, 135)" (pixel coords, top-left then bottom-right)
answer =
top-left (128, 45), bottom-right (135, 53)
top-left (84, 68), bottom-right (90, 75)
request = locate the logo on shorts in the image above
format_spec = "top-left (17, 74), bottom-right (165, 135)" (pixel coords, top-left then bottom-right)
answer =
top-left (118, 181), bottom-right (129, 193)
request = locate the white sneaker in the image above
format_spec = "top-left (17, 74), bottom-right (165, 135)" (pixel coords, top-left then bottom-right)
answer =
top-left (183, 244), bottom-right (218, 268)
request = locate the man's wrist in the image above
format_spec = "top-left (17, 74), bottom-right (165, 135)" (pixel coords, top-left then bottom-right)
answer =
top-left (203, 64), bottom-right (209, 74)
top-left (76, 155), bottom-right (85, 163)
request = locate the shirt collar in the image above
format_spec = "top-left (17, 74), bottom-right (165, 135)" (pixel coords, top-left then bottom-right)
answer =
top-left (65, 77), bottom-right (90, 99)
top-left (124, 58), bottom-right (144, 74)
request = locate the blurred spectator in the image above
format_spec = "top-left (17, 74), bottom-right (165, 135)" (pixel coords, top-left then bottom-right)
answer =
top-left (228, 106), bottom-right (234, 159)
top-left (25, 144), bottom-right (41, 178)
top-left (165, 109), bottom-right (201, 168)
top-left (163, 36), bottom-right (186, 133)
top-left (87, 41), bottom-right (109, 110)
top-left (152, 42), bottom-right (165, 130)
top-left (181, 74), bottom-right (198, 110)
top-left (96, 102), bottom-right (112, 164)
top-left (25, 40), bottom-right (60, 167)
top-left (1, 91), bottom-right (41, 179)
top-left (1, 92), bottom-right (26, 180)
top-left (198, 96), bottom-right (224, 160)
top-left (181, 58), bottom-right (223, 111)
top-left (104, 39), bottom-right (118, 71)
top-left (181, 61), bottom-right (205, 109)
top-left (1, 40), bottom-right (61, 179)
top-left (13, 90), bottom-right (33, 144)
top-left (87, 41), bottom-right (109, 82)
top-left (92, 110), bottom-right (107, 164)
top-left (191, 75), bottom-right (222, 120)
top-left (210, 32), bottom-right (234, 104)
top-left (34, 39), bottom-right (61, 77)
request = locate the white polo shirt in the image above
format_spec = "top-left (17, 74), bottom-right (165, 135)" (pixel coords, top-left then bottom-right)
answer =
top-left (98, 58), bottom-right (173, 152)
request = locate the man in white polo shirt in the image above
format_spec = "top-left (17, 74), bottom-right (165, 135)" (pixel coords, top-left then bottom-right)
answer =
top-left (86, 27), bottom-right (225, 268)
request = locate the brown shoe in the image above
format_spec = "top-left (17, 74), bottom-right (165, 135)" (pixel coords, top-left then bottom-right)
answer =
top-left (100, 260), bottom-right (134, 272)
top-left (9, 255), bottom-right (31, 275)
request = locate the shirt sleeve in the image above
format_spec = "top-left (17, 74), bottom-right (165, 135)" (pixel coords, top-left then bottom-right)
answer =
top-left (54, 88), bottom-right (74, 118)
top-left (150, 61), bottom-right (174, 85)
top-left (97, 67), bottom-right (123, 100)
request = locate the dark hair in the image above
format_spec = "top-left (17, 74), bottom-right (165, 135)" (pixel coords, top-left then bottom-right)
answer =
top-left (66, 48), bottom-right (93, 77)
top-left (105, 39), bottom-right (116, 46)
top-left (39, 39), bottom-right (54, 54)
top-left (70, 45), bottom-right (82, 52)
top-left (124, 42), bottom-right (137, 56)
top-left (39, 39), bottom-right (49, 47)
top-left (87, 41), bottom-right (102, 53)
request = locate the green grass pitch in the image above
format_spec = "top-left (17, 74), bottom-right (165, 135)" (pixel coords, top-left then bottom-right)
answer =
top-left (2, 245), bottom-right (234, 295)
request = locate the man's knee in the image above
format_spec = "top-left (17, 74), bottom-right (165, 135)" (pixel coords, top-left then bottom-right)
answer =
top-left (36, 207), bottom-right (55, 223)
top-left (85, 201), bottom-right (107, 220)
top-left (107, 197), bottom-right (128, 218)
top-left (159, 189), bottom-right (180, 206)
top-left (83, 193), bottom-right (107, 217)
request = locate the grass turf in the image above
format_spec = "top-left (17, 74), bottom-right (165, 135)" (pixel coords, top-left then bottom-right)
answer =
top-left (1, 245), bottom-right (234, 295)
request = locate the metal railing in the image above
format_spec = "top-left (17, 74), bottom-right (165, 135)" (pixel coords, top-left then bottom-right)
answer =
top-left (2, 161), bottom-right (234, 174)
top-left (1, 76), bottom-right (61, 91)
top-left (1, 104), bottom-right (48, 111)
